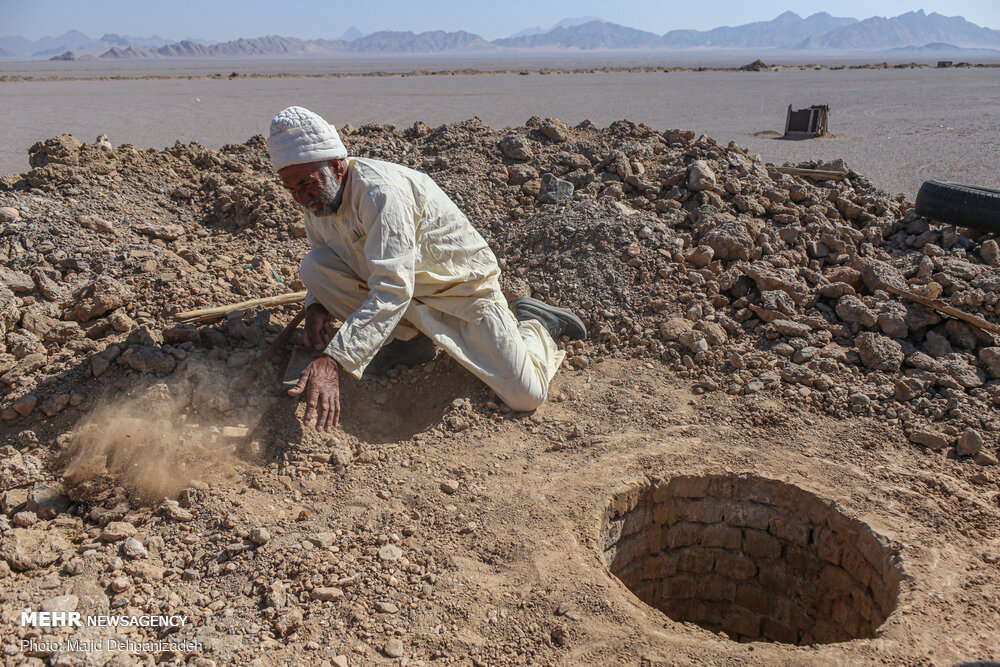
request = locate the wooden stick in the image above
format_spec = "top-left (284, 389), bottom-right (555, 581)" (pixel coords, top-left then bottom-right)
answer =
top-left (773, 166), bottom-right (847, 180)
top-left (233, 308), bottom-right (306, 391)
top-left (174, 291), bottom-right (307, 323)
top-left (882, 283), bottom-right (1000, 337)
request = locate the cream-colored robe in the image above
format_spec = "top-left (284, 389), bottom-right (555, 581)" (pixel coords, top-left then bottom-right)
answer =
top-left (299, 157), bottom-right (563, 410)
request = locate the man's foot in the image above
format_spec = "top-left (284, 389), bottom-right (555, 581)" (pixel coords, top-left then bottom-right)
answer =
top-left (511, 297), bottom-right (587, 340)
top-left (365, 334), bottom-right (437, 377)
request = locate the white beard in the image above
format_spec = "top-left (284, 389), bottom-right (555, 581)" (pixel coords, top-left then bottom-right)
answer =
top-left (306, 164), bottom-right (344, 217)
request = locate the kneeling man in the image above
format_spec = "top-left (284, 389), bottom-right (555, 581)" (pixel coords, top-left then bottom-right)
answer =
top-left (267, 107), bottom-right (586, 431)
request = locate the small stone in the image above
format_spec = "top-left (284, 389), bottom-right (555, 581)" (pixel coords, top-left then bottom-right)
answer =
top-left (12, 511), bottom-right (38, 526)
top-left (222, 426), bottom-right (250, 439)
top-left (498, 134), bottom-right (533, 161)
top-left (855, 332), bottom-right (903, 372)
top-left (440, 480), bottom-right (460, 495)
top-left (687, 160), bottom-right (716, 191)
top-left (975, 450), bottom-right (998, 466)
top-left (685, 245), bottom-right (714, 268)
top-left (376, 601), bottom-right (399, 614)
top-left (160, 499), bottom-right (194, 522)
top-left (331, 656), bottom-right (349, 667)
top-left (250, 528), bottom-right (271, 545)
top-left (0, 207), bottom-right (19, 223)
top-left (110, 576), bottom-right (131, 593)
top-left (770, 319), bottom-right (811, 338)
top-left (312, 587), bottom-right (344, 602)
top-left (383, 639), bottom-right (404, 658)
top-left (122, 537), bottom-right (148, 558)
top-left (101, 521), bottom-right (136, 541)
top-left (537, 173), bottom-right (574, 204)
top-left (26, 483), bottom-right (70, 519)
top-left (909, 429), bottom-right (950, 451)
top-left (308, 532), bottom-right (336, 548)
top-left (378, 544), bottom-right (403, 561)
top-left (42, 594), bottom-right (78, 613)
top-left (273, 607), bottom-right (303, 637)
top-left (956, 429), bottom-right (984, 457)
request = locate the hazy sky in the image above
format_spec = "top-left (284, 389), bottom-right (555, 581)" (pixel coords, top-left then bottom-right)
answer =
top-left (2, 0), bottom-right (999, 41)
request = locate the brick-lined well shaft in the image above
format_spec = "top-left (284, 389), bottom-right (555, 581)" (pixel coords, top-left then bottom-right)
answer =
top-left (601, 475), bottom-right (902, 645)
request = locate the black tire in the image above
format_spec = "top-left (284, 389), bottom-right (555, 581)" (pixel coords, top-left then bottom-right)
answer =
top-left (915, 179), bottom-right (1000, 232)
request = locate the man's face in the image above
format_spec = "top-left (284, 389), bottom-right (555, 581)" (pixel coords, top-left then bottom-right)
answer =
top-left (278, 160), bottom-right (344, 216)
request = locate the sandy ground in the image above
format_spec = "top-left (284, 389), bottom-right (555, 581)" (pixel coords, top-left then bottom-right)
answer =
top-left (2, 67), bottom-right (1000, 197)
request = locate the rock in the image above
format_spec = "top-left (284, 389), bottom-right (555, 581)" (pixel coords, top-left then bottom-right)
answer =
top-left (499, 134), bottom-right (533, 161)
top-left (981, 239), bottom-right (1000, 267)
top-left (815, 282), bottom-right (855, 299)
top-left (770, 319), bottom-right (811, 338)
top-left (273, 608), bottom-right (303, 637)
top-left (26, 483), bottom-right (70, 519)
top-left (836, 296), bottom-right (877, 328)
top-left (744, 264), bottom-right (808, 303)
top-left (923, 331), bottom-right (953, 357)
top-left (133, 222), bottom-right (185, 240)
top-left (160, 499), bottom-right (194, 521)
top-left (222, 426), bottom-right (250, 439)
top-left (855, 332), bottom-right (903, 371)
top-left (877, 309), bottom-right (909, 339)
top-left (312, 587), bottom-right (344, 602)
top-left (119, 346), bottom-right (177, 374)
top-left (909, 429), bottom-right (950, 451)
top-left (539, 118), bottom-right (571, 142)
top-left (506, 164), bottom-right (538, 185)
top-left (125, 561), bottom-right (165, 581)
top-left (13, 394), bottom-right (38, 417)
top-left (377, 601), bottom-right (399, 614)
top-left (440, 480), bottom-right (460, 495)
top-left (332, 656), bottom-right (349, 667)
top-left (0, 528), bottom-right (70, 570)
top-left (975, 450), bottom-right (998, 466)
top-left (0, 207), bottom-right (19, 223)
top-left (659, 318), bottom-right (693, 341)
top-left (250, 528), bottom-right (270, 545)
top-left (44, 321), bottom-right (84, 343)
top-left (939, 358), bottom-right (985, 389)
top-left (854, 258), bottom-right (906, 292)
top-left (40, 394), bottom-right (70, 417)
top-left (957, 429), bottom-right (984, 457)
top-left (702, 221), bottom-right (754, 261)
top-left (122, 537), bottom-right (148, 558)
top-left (537, 173), bottom-right (574, 204)
top-left (76, 214), bottom-right (115, 234)
top-left (32, 269), bottom-right (68, 303)
top-left (0, 285), bottom-right (19, 336)
top-left (42, 595), bottom-right (78, 613)
top-left (979, 347), bottom-right (1000, 379)
top-left (678, 330), bottom-right (709, 353)
top-left (685, 245), bottom-right (714, 268)
top-left (687, 160), bottom-right (716, 191)
top-left (71, 277), bottom-right (132, 322)
top-left (13, 511), bottom-right (37, 526)
top-left (383, 639), bottom-right (404, 658)
top-left (378, 544), bottom-right (403, 561)
top-left (102, 521), bottom-right (136, 541)
top-left (331, 447), bottom-right (354, 466)
top-left (1, 269), bottom-right (34, 293)
top-left (750, 290), bottom-right (796, 322)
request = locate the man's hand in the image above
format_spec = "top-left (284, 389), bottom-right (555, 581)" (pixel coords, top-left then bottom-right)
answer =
top-left (288, 354), bottom-right (341, 432)
top-left (303, 303), bottom-right (336, 351)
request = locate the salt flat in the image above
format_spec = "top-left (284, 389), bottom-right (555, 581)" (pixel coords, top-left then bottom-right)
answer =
top-left (2, 66), bottom-right (998, 196)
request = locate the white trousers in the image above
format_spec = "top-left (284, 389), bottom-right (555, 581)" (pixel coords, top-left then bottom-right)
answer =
top-left (300, 247), bottom-right (564, 411)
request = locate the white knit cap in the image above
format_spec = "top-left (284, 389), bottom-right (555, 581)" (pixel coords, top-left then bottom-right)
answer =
top-left (267, 106), bottom-right (347, 171)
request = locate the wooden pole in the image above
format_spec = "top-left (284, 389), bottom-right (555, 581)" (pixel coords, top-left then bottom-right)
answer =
top-left (233, 308), bottom-right (306, 390)
top-left (174, 291), bottom-right (307, 323)
top-left (882, 283), bottom-right (1000, 337)
top-left (773, 166), bottom-right (847, 180)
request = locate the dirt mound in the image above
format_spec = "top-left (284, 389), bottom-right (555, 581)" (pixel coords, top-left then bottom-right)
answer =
top-left (1, 118), bottom-right (999, 665)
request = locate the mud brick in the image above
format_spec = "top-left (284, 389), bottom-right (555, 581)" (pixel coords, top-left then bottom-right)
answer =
top-left (653, 499), bottom-right (689, 526)
top-left (722, 609), bottom-right (761, 638)
top-left (732, 477), bottom-right (783, 506)
top-left (759, 561), bottom-right (800, 597)
top-left (647, 526), bottom-right (665, 555)
top-left (707, 475), bottom-right (735, 500)
top-left (769, 515), bottom-right (811, 547)
top-left (735, 583), bottom-right (770, 616)
top-left (818, 564), bottom-right (857, 595)
top-left (840, 548), bottom-right (873, 587)
top-left (784, 543), bottom-right (822, 576)
top-left (743, 528), bottom-right (782, 560)
top-left (662, 574), bottom-right (699, 599)
top-left (686, 498), bottom-right (727, 523)
top-left (813, 526), bottom-right (842, 566)
top-left (761, 616), bottom-right (799, 644)
top-left (677, 546), bottom-right (715, 574)
top-left (856, 531), bottom-right (891, 572)
top-left (602, 518), bottom-right (624, 551)
top-left (659, 475), bottom-right (711, 500)
top-left (700, 574), bottom-right (737, 601)
top-left (664, 521), bottom-right (701, 549)
top-left (715, 551), bottom-right (757, 580)
top-left (726, 503), bottom-right (773, 530)
top-left (610, 484), bottom-right (646, 517)
top-left (700, 523), bottom-right (742, 550)
top-left (622, 505), bottom-right (652, 537)
top-left (650, 553), bottom-right (679, 578)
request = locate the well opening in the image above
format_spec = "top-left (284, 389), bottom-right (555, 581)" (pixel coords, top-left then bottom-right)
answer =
top-left (601, 474), bottom-right (902, 645)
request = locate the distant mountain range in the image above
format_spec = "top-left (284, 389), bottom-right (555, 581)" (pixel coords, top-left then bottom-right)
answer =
top-left (2, 10), bottom-right (999, 61)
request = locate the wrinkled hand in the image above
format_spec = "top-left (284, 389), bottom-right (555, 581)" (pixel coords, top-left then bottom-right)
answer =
top-left (288, 355), bottom-right (341, 432)
top-left (303, 303), bottom-right (336, 351)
